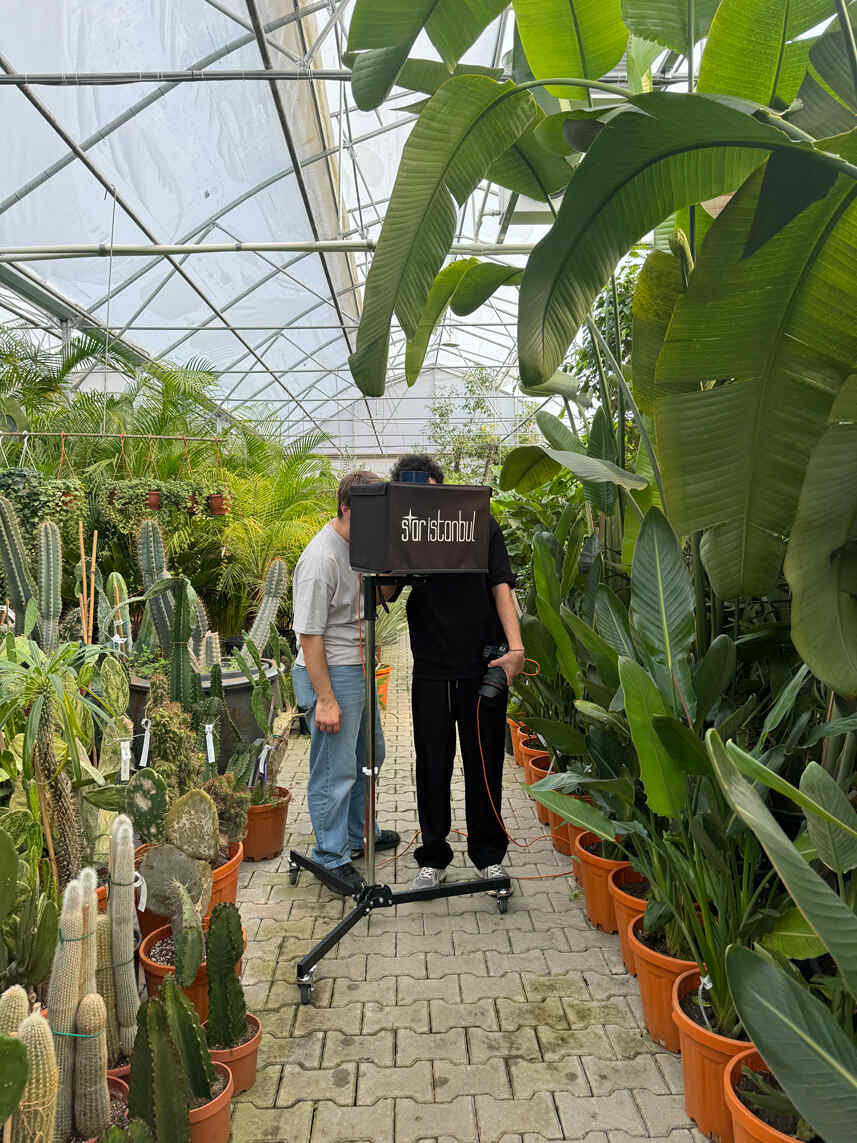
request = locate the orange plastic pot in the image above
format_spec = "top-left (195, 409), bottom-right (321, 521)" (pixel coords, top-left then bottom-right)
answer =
top-left (376, 664), bottom-right (392, 708)
top-left (724, 1048), bottom-right (797, 1143)
top-left (243, 788), bottom-right (291, 862)
top-left (189, 1061), bottom-right (233, 1143)
top-left (608, 868), bottom-right (648, 975)
top-left (139, 921), bottom-right (245, 1023)
top-left (629, 915), bottom-right (695, 1052)
top-left (528, 755), bottom-right (552, 825)
top-left (137, 842), bottom-right (243, 938)
top-left (673, 969), bottom-right (747, 1143)
top-left (203, 1013), bottom-right (261, 1096)
top-left (573, 830), bottom-right (628, 933)
top-left (548, 810), bottom-right (574, 856)
top-left (508, 719), bottom-right (528, 767)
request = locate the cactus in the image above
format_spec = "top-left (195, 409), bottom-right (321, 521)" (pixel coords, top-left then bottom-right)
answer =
top-left (202, 773), bottom-right (249, 846)
top-left (105, 571), bottom-right (133, 656)
top-left (35, 696), bottom-right (81, 890)
top-left (0, 984), bottom-right (29, 1036)
top-left (148, 672), bottom-right (170, 709)
top-left (200, 631), bottom-right (221, 670)
top-left (79, 867), bottom-right (98, 999)
top-left (99, 1121), bottom-right (155, 1143)
top-left (160, 975), bottom-right (214, 1100)
top-left (148, 700), bottom-right (202, 798)
top-left (225, 743), bottom-right (256, 789)
top-left (0, 837), bottom-right (58, 993)
top-left (99, 656), bottom-right (130, 720)
top-left (74, 992), bottom-right (109, 1141)
top-left (128, 996), bottom-right (192, 1143)
top-left (169, 578), bottom-right (195, 713)
top-left (125, 769), bottom-right (168, 843)
top-left (170, 882), bottom-right (204, 989)
top-left (0, 495), bottom-right (35, 635)
top-left (108, 817), bottom-right (138, 1060)
top-left (95, 914), bottom-right (121, 1067)
top-left (243, 558), bottom-right (287, 653)
top-left (0, 1031), bottom-right (28, 1124)
top-left (187, 584), bottom-right (209, 662)
top-left (136, 520), bottom-right (174, 652)
top-left (206, 903), bottom-right (247, 1049)
top-left (48, 878), bottom-right (82, 1143)
top-left (35, 520), bottom-right (61, 654)
top-left (10, 1012), bottom-right (57, 1143)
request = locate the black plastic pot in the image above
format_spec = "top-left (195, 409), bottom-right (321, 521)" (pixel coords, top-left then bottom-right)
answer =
top-left (127, 659), bottom-right (281, 766)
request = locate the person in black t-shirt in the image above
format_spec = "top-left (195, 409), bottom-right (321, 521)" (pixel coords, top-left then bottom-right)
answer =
top-left (388, 454), bottom-right (525, 893)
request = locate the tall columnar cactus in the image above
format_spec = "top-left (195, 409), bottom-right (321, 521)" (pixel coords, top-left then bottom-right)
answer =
top-left (48, 878), bottom-right (82, 1143)
top-left (161, 976), bottom-right (214, 1100)
top-left (169, 578), bottom-right (195, 713)
top-left (136, 519), bottom-right (174, 652)
top-left (79, 867), bottom-right (98, 999)
top-left (10, 1012), bottom-right (58, 1143)
top-left (96, 914), bottom-right (121, 1066)
top-left (125, 768), bottom-right (168, 842)
top-left (0, 495), bottom-right (35, 635)
top-left (243, 558), bottom-right (287, 653)
top-left (74, 992), bottom-right (110, 1140)
top-left (188, 584), bottom-right (209, 661)
top-left (200, 631), bottom-right (222, 670)
top-left (36, 696), bottom-right (81, 891)
top-left (35, 519), bottom-right (61, 654)
top-left (206, 903), bottom-right (247, 1049)
top-left (105, 570), bottom-right (133, 655)
top-left (170, 882), bottom-right (204, 989)
top-left (129, 997), bottom-right (192, 1143)
top-left (0, 984), bottom-right (29, 1036)
top-left (108, 817), bottom-right (138, 1059)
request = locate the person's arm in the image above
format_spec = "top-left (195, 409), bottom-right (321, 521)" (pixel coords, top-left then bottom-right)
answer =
top-left (489, 583), bottom-right (525, 683)
top-left (299, 635), bottom-right (341, 733)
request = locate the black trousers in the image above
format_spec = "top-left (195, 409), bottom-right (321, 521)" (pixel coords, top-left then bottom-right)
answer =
top-left (411, 677), bottom-right (508, 870)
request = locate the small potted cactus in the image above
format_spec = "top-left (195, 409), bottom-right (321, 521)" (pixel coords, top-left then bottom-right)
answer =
top-left (202, 903), bottom-right (261, 1095)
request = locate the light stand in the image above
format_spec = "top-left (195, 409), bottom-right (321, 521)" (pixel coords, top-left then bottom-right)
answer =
top-left (287, 572), bottom-right (511, 1005)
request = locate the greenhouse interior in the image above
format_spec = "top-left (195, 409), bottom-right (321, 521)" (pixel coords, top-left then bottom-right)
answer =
top-left (1, 2), bottom-right (855, 1142)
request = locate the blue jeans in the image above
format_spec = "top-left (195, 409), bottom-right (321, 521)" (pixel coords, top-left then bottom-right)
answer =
top-left (292, 664), bottom-right (385, 869)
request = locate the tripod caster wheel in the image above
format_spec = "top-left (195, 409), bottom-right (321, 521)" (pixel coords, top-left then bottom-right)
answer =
top-left (496, 895), bottom-right (509, 914)
top-left (299, 981), bottom-right (313, 1005)
top-left (289, 865), bottom-right (300, 886)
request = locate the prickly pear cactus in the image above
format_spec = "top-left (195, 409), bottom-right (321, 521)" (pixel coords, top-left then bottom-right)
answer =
top-left (125, 769), bottom-right (168, 843)
top-left (99, 1121), bottom-right (156, 1143)
top-left (99, 656), bottom-right (130, 720)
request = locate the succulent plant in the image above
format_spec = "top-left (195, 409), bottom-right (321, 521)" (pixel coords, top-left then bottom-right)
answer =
top-left (10, 1012), bottom-right (57, 1143)
top-left (243, 558), bottom-right (287, 654)
top-left (0, 494), bottom-right (35, 636)
top-left (104, 570), bottom-right (133, 656)
top-left (202, 773), bottom-right (249, 847)
top-left (206, 903), bottom-right (247, 1050)
top-left (99, 1121), bottom-right (155, 1143)
top-left (161, 975), bottom-right (214, 1100)
top-left (74, 992), bottom-right (110, 1140)
top-left (35, 519), bottom-right (62, 655)
top-left (125, 768), bottom-right (168, 843)
top-left (95, 914), bottom-right (121, 1067)
top-left (48, 878), bottom-right (82, 1142)
top-left (0, 828), bottom-right (58, 994)
top-left (108, 817), bottom-right (138, 1060)
top-left (0, 984), bottom-right (29, 1037)
top-left (79, 867), bottom-right (98, 999)
top-left (0, 1029), bottom-right (27, 1124)
top-left (136, 520), bottom-right (174, 654)
top-left (170, 881), bottom-right (204, 989)
top-left (35, 689), bottom-right (82, 890)
top-left (148, 699), bottom-right (203, 798)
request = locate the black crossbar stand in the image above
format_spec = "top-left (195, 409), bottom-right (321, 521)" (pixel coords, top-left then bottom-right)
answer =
top-left (288, 572), bottom-right (511, 1004)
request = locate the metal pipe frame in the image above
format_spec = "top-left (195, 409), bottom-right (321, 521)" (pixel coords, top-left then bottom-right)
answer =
top-left (0, 241), bottom-right (536, 262)
top-left (0, 69), bottom-right (354, 85)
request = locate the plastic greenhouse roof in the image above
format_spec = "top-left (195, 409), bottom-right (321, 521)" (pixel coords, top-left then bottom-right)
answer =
top-left (0, 0), bottom-right (581, 456)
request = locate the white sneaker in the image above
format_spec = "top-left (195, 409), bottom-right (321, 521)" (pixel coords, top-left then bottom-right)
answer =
top-left (479, 863), bottom-right (513, 897)
top-left (411, 866), bottom-right (447, 891)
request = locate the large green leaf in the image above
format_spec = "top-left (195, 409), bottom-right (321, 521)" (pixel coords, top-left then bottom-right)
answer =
top-left (526, 786), bottom-right (632, 842)
top-left (405, 259), bottom-right (477, 385)
top-left (523, 717), bottom-right (587, 756)
top-left (585, 407), bottom-right (617, 515)
top-left (708, 730), bottom-right (857, 1001)
top-left (450, 264), bottom-right (523, 315)
top-left (692, 633), bottom-right (737, 726)
top-left (595, 584), bottom-right (636, 660)
top-left (534, 534), bottom-right (583, 694)
top-left (347, 0), bottom-right (507, 109)
top-left (655, 143), bottom-right (857, 599)
top-left (620, 656), bottom-right (687, 817)
top-left (487, 128), bottom-right (573, 200)
top-left (349, 76), bottom-right (538, 395)
top-left (761, 907), bottom-right (826, 958)
top-left (621, 0), bottom-right (720, 52)
top-left (512, 0), bottom-right (628, 100)
top-left (726, 945), bottom-right (857, 1142)
top-left (811, 0), bottom-right (857, 111)
top-left (518, 93), bottom-right (795, 387)
top-left (564, 610), bottom-right (620, 690)
top-left (630, 508), bottom-right (695, 715)
top-left (521, 613), bottom-right (556, 678)
top-left (800, 762), bottom-right (857, 873)
top-left (500, 446), bottom-right (561, 492)
top-left (631, 249), bottom-right (684, 416)
top-left (397, 59), bottom-right (504, 95)
top-left (785, 382), bottom-right (857, 697)
top-left (697, 0), bottom-right (829, 107)
top-left (652, 715), bottom-right (711, 775)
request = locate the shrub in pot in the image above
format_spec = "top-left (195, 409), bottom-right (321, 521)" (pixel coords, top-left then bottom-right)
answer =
top-left (203, 903), bottom-right (261, 1095)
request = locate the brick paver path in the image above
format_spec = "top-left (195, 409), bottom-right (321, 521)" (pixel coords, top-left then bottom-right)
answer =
top-left (232, 635), bottom-right (703, 1142)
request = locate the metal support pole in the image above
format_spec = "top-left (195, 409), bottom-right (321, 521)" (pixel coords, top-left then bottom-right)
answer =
top-left (0, 240), bottom-right (537, 262)
top-left (363, 573), bottom-right (378, 886)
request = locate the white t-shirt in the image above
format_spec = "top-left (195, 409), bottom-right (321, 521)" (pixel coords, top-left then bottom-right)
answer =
top-left (292, 522), bottom-right (361, 667)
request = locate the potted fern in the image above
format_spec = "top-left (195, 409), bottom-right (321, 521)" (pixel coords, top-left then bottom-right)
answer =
top-left (202, 903), bottom-right (261, 1095)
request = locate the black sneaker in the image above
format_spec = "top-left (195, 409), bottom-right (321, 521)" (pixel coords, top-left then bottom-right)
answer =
top-left (350, 829), bottom-right (401, 860)
top-left (318, 862), bottom-right (366, 897)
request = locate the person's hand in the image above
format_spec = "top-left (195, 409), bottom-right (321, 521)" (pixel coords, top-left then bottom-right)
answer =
top-left (489, 648), bottom-right (526, 684)
top-left (315, 694), bottom-right (341, 734)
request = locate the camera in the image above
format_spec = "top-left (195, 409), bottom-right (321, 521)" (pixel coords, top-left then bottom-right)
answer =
top-left (479, 643), bottom-right (509, 701)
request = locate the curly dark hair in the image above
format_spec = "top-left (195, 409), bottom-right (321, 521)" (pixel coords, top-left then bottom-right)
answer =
top-left (389, 453), bottom-right (445, 484)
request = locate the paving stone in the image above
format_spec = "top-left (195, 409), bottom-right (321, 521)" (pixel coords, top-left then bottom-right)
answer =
top-left (293, 1001), bottom-right (362, 1036)
top-left (538, 1027), bottom-right (615, 1061)
top-left (509, 1057), bottom-right (590, 1099)
top-left (397, 1028), bottom-right (468, 1066)
top-left (554, 1090), bottom-right (647, 1137)
top-left (453, 929), bottom-right (511, 953)
top-left (497, 998), bottom-right (567, 1031)
top-left (608, 1134), bottom-right (695, 1143)
top-left (634, 1090), bottom-right (695, 1136)
top-left (604, 1025), bottom-right (660, 1058)
top-left (520, 974), bottom-right (589, 1002)
top-left (469, 1027), bottom-right (541, 1061)
top-left (583, 971), bottom-right (641, 1000)
top-left (475, 1093), bottom-right (563, 1142)
top-left (433, 1059), bottom-right (511, 1102)
top-left (310, 1098), bottom-right (395, 1143)
top-left (322, 1030), bottom-right (395, 1068)
top-left (582, 1054), bottom-right (669, 1095)
top-left (332, 933), bottom-right (389, 956)
top-left (232, 1063), bottom-right (281, 1107)
top-left (486, 951), bottom-right (549, 977)
top-left (423, 912), bottom-right (479, 935)
top-left (277, 1063), bottom-right (357, 1106)
top-left (397, 930), bottom-right (455, 955)
top-left (398, 975), bottom-right (461, 1004)
top-left (655, 1052), bottom-right (685, 1094)
top-left (396, 1096), bottom-right (477, 1143)
top-left (231, 1103), bottom-right (314, 1142)
top-left (509, 929), bottom-right (569, 954)
top-left (330, 978), bottom-right (390, 1006)
top-left (364, 1000), bottom-right (430, 1034)
top-left (427, 950), bottom-right (485, 978)
top-left (430, 998), bottom-right (498, 1032)
top-left (561, 997), bottom-right (638, 1029)
top-left (366, 952), bottom-right (427, 979)
top-left (459, 973), bottom-right (525, 1001)
top-left (357, 1060), bottom-right (433, 1104)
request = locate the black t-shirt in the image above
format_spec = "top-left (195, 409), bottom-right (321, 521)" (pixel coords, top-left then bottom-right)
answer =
top-left (404, 516), bottom-right (516, 680)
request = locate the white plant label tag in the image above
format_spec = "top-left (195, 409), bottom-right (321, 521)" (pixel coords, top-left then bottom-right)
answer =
top-left (256, 742), bottom-right (272, 784)
top-left (139, 719), bottom-right (151, 768)
top-left (204, 722), bottom-right (216, 767)
top-left (134, 871), bottom-right (147, 913)
top-left (119, 739), bottom-right (132, 783)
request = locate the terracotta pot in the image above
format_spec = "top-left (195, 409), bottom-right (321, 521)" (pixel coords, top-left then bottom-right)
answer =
top-left (137, 842), bottom-right (243, 938)
top-left (376, 664), bottom-right (392, 708)
top-left (189, 1061), bottom-right (233, 1143)
top-left (548, 810), bottom-right (574, 856)
top-left (673, 969), bottom-right (747, 1143)
top-left (187, 493), bottom-right (198, 517)
top-left (528, 755), bottom-right (552, 826)
top-left (139, 921), bottom-right (246, 1023)
top-left (107, 1061), bottom-right (130, 1081)
top-left (207, 493), bottom-right (229, 516)
top-left (724, 1048), bottom-right (797, 1143)
top-left (203, 1013), bottom-right (261, 1096)
top-left (508, 719), bottom-right (528, 767)
top-left (573, 830), bottom-right (628, 933)
top-left (85, 1077), bottom-right (129, 1141)
top-left (608, 868), bottom-right (648, 976)
top-left (629, 915), bottom-right (695, 1052)
top-left (147, 489), bottom-right (162, 510)
top-left (243, 788), bottom-right (292, 862)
